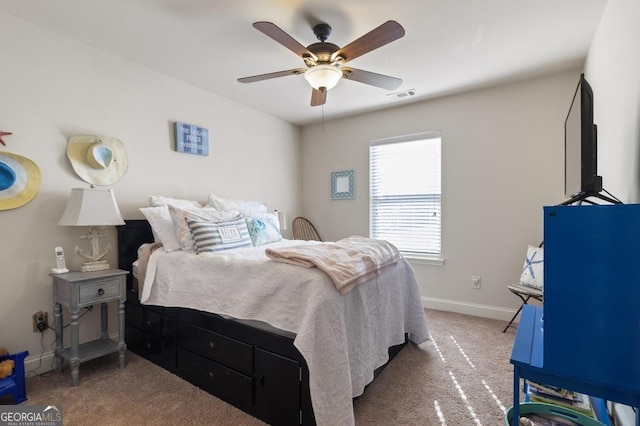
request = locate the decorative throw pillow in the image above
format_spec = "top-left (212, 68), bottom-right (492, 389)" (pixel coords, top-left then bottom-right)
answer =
top-left (245, 214), bottom-right (282, 246)
top-left (244, 210), bottom-right (281, 230)
top-left (206, 194), bottom-right (267, 215)
top-left (186, 216), bottom-right (253, 253)
top-left (168, 205), bottom-right (240, 251)
top-left (139, 205), bottom-right (182, 252)
top-left (520, 245), bottom-right (544, 289)
top-left (149, 195), bottom-right (202, 209)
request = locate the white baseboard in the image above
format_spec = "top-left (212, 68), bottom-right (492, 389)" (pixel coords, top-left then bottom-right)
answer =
top-left (422, 296), bottom-right (517, 322)
top-left (25, 351), bottom-right (56, 376)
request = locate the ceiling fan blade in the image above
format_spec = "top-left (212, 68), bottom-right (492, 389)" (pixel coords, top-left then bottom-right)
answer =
top-left (238, 68), bottom-right (306, 83)
top-left (334, 20), bottom-right (405, 64)
top-left (311, 88), bottom-right (327, 106)
top-left (342, 67), bottom-right (402, 90)
top-left (253, 22), bottom-right (317, 62)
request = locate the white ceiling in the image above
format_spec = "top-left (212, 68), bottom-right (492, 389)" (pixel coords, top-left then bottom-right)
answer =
top-left (0, 0), bottom-right (607, 126)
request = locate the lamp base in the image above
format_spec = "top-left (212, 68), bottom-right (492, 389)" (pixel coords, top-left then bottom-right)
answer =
top-left (79, 260), bottom-right (110, 272)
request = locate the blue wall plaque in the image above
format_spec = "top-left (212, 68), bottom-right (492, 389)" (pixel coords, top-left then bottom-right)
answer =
top-left (175, 122), bottom-right (209, 156)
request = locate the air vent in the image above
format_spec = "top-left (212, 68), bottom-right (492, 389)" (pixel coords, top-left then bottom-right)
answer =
top-left (388, 89), bottom-right (417, 99)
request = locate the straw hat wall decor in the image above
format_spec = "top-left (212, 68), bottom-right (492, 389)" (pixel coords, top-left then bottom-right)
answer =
top-left (66, 135), bottom-right (128, 186)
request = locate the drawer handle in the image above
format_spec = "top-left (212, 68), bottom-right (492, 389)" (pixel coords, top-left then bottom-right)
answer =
top-left (260, 375), bottom-right (265, 387)
top-left (208, 371), bottom-right (214, 378)
top-left (146, 343), bottom-right (151, 349)
top-left (98, 288), bottom-right (105, 296)
top-left (208, 341), bottom-right (215, 349)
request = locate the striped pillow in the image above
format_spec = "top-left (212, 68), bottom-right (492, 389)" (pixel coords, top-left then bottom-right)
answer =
top-left (186, 216), bottom-right (252, 253)
top-left (169, 205), bottom-right (239, 251)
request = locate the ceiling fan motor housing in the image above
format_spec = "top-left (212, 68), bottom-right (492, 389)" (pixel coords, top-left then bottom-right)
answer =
top-left (307, 42), bottom-right (340, 64)
top-left (313, 23), bottom-right (332, 42)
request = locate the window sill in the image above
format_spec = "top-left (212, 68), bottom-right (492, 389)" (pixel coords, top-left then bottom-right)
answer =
top-left (403, 254), bottom-right (445, 266)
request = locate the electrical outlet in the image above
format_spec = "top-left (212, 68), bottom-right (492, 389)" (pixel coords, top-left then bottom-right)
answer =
top-left (32, 311), bottom-right (48, 332)
top-left (471, 276), bottom-right (481, 289)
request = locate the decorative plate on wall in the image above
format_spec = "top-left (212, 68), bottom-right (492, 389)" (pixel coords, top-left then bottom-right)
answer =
top-left (330, 170), bottom-right (355, 200)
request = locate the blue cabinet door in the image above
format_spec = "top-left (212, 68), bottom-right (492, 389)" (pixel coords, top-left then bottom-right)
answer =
top-left (543, 204), bottom-right (640, 394)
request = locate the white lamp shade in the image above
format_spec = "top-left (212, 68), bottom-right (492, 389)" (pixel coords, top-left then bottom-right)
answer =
top-left (276, 211), bottom-right (288, 231)
top-left (304, 65), bottom-right (342, 91)
top-left (58, 188), bottom-right (125, 226)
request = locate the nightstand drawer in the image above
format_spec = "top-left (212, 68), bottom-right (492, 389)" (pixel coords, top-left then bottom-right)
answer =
top-left (79, 279), bottom-right (121, 304)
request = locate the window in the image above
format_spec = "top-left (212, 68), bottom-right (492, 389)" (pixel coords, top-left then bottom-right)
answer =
top-left (370, 132), bottom-right (442, 258)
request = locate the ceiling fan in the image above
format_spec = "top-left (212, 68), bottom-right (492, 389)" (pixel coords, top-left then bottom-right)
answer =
top-left (238, 20), bottom-right (405, 106)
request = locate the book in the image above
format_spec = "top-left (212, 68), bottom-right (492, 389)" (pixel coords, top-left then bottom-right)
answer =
top-left (525, 380), bottom-right (595, 418)
top-left (527, 382), bottom-right (580, 400)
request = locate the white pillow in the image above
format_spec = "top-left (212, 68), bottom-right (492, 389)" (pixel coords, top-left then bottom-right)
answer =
top-left (520, 245), bottom-right (544, 289)
top-left (139, 206), bottom-right (182, 252)
top-left (149, 195), bottom-right (202, 208)
top-left (206, 194), bottom-right (267, 215)
top-left (187, 216), bottom-right (253, 254)
top-left (168, 205), bottom-right (240, 251)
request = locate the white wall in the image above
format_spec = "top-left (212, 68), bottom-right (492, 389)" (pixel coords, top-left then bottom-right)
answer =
top-left (583, 1), bottom-right (640, 423)
top-left (301, 72), bottom-right (580, 319)
top-left (584, 0), bottom-right (640, 204)
top-left (0, 12), bottom-right (301, 370)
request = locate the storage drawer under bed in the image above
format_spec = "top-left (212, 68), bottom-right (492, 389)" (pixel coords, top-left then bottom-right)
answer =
top-left (176, 321), bottom-right (253, 375)
top-left (176, 347), bottom-right (253, 413)
top-left (125, 324), bottom-right (177, 372)
top-left (126, 302), bottom-right (176, 342)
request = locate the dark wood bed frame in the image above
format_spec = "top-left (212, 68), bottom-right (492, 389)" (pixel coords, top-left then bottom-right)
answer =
top-left (117, 219), bottom-right (407, 426)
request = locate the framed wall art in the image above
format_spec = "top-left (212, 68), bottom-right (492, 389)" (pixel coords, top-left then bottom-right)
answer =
top-left (330, 169), bottom-right (355, 200)
top-left (175, 122), bottom-right (209, 156)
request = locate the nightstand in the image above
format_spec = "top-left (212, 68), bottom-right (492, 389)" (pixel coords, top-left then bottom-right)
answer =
top-left (51, 268), bottom-right (129, 386)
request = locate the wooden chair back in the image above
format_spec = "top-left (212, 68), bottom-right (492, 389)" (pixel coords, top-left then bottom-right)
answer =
top-left (291, 217), bottom-right (322, 241)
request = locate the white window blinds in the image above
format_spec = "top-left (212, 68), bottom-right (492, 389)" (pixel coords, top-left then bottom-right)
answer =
top-left (370, 133), bottom-right (442, 256)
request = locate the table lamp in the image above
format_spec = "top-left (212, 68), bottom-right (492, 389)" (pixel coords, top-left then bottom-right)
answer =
top-left (58, 187), bottom-right (125, 272)
top-left (275, 210), bottom-right (288, 231)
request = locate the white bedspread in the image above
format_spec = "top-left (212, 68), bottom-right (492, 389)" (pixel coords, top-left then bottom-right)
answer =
top-left (141, 240), bottom-right (430, 426)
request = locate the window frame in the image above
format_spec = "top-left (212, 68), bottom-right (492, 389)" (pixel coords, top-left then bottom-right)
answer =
top-left (369, 131), bottom-right (444, 265)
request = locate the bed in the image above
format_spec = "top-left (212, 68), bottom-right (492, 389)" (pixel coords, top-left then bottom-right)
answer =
top-left (117, 214), bottom-right (429, 426)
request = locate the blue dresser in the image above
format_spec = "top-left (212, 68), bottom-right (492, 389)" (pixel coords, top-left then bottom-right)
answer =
top-left (510, 204), bottom-right (640, 426)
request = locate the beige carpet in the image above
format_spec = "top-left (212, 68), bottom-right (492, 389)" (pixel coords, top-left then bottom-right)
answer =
top-left (8, 309), bottom-right (518, 425)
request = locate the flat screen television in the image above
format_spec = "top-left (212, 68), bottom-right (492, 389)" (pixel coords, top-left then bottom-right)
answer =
top-left (564, 73), bottom-right (602, 198)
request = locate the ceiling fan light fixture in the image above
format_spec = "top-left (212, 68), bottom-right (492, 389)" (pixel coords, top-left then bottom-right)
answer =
top-left (304, 64), bottom-right (342, 91)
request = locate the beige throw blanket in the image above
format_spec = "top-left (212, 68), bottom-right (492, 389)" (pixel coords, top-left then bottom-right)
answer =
top-left (265, 235), bottom-right (402, 294)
